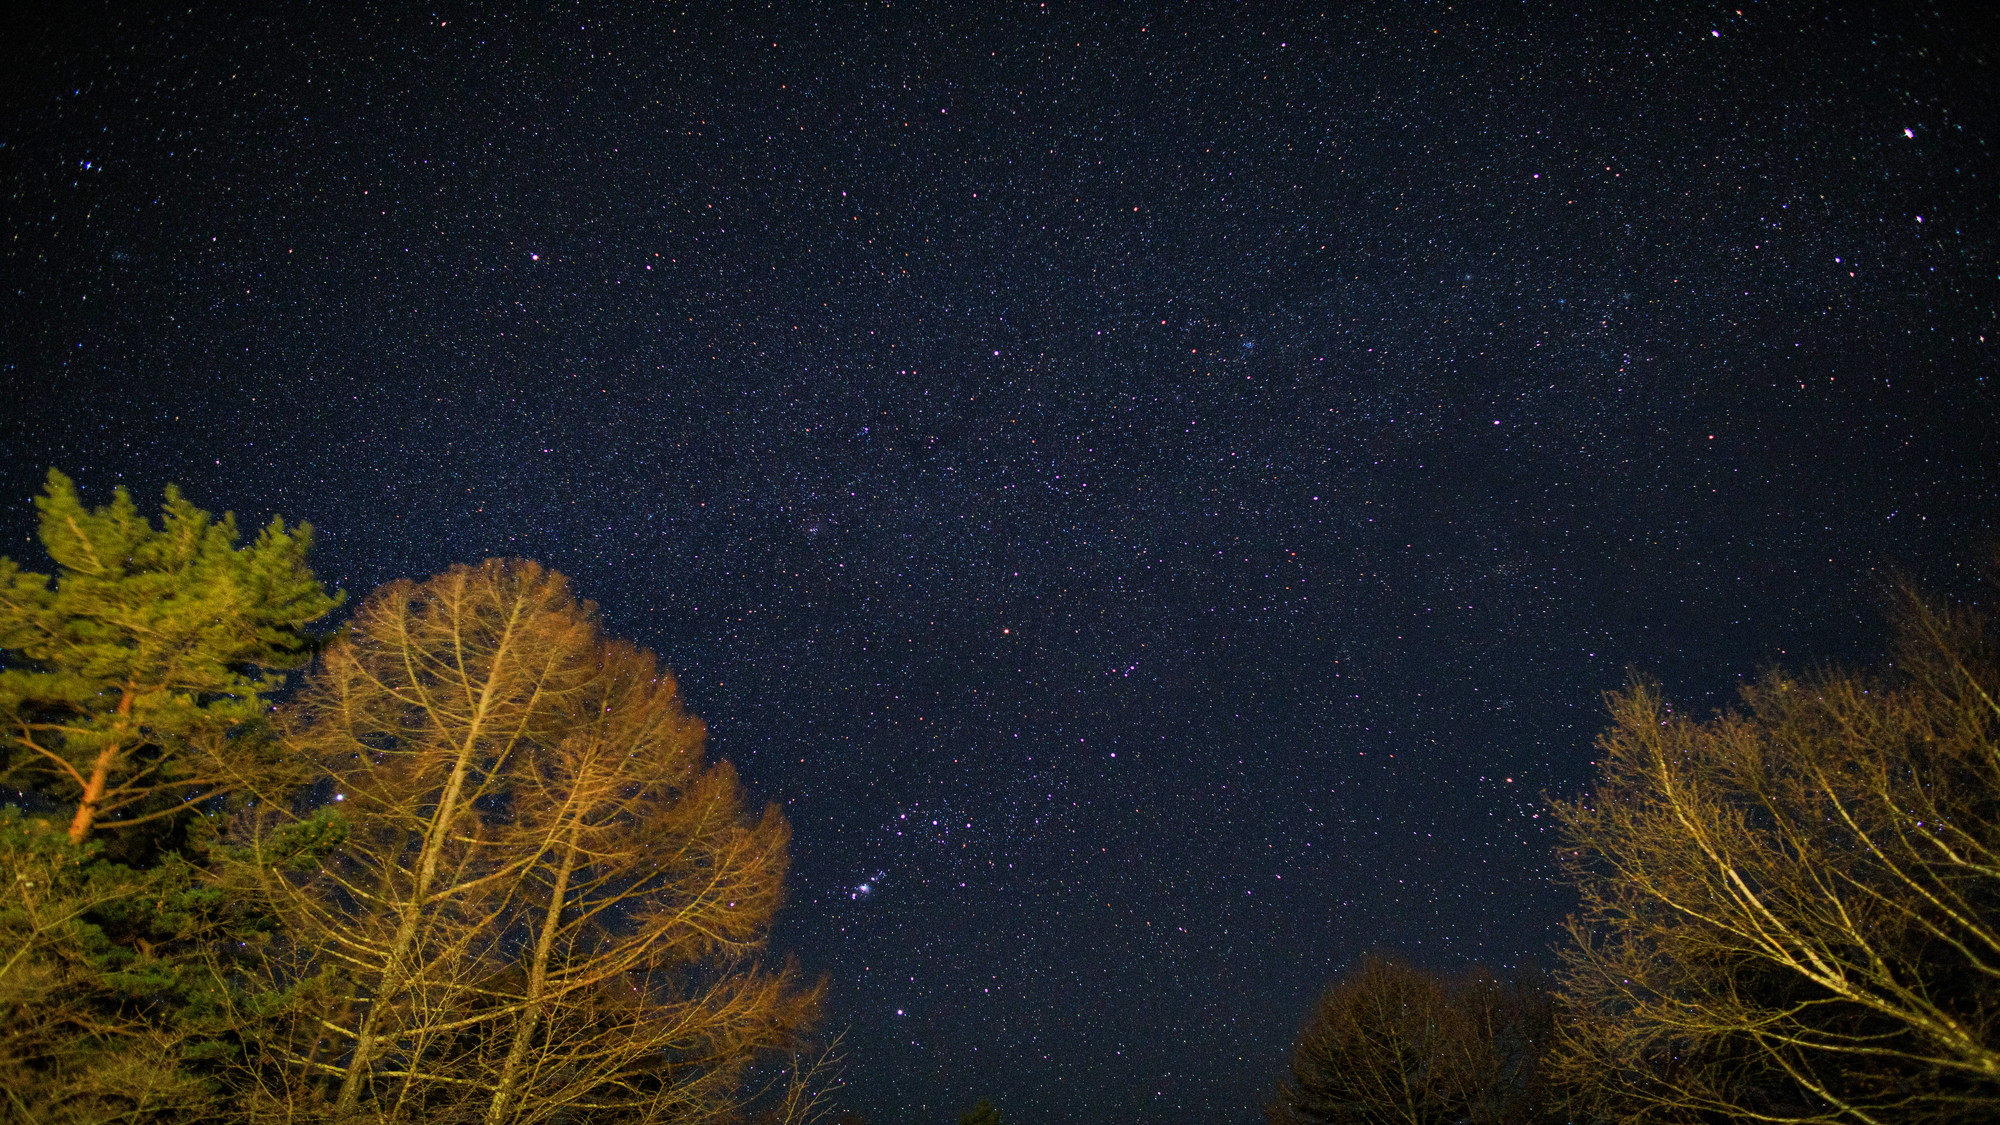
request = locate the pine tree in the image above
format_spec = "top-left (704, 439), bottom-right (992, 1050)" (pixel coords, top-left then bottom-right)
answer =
top-left (0, 470), bottom-right (336, 1122)
top-left (0, 468), bottom-right (337, 851)
top-left (0, 808), bottom-right (223, 1122)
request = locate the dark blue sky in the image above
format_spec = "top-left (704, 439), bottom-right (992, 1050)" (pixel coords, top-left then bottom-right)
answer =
top-left (4, 3), bottom-right (1995, 1121)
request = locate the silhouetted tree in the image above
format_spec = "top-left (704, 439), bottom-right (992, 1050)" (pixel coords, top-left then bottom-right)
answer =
top-left (228, 559), bottom-right (817, 1124)
top-left (1552, 584), bottom-right (2000, 1122)
top-left (1268, 954), bottom-right (1553, 1125)
top-left (960, 1097), bottom-right (1009, 1125)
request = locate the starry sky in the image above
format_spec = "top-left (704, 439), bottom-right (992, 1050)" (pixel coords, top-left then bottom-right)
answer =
top-left (3, 3), bottom-right (1996, 1121)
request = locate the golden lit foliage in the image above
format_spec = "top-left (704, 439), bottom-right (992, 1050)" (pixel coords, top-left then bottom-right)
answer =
top-left (228, 559), bottom-right (816, 1124)
top-left (1552, 591), bottom-right (2000, 1123)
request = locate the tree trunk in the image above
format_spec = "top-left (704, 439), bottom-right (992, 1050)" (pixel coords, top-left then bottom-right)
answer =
top-left (65, 685), bottom-right (135, 844)
top-left (485, 836), bottom-right (578, 1125)
top-left (334, 606), bottom-right (524, 1114)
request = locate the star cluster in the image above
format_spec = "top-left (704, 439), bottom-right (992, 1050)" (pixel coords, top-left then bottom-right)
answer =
top-left (3, 4), bottom-right (1995, 1122)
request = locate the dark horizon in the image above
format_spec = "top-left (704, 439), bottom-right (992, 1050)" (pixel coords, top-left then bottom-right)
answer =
top-left (4, 4), bottom-right (1995, 1121)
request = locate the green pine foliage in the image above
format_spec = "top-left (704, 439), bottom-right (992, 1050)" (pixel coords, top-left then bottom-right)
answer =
top-left (0, 471), bottom-right (338, 1122)
top-left (0, 468), bottom-right (338, 853)
top-left (0, 809), bottom-right (228, 1121)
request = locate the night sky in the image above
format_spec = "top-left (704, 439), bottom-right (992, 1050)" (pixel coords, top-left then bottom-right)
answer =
top-left (4, 3), bottom-right (1996, 1121)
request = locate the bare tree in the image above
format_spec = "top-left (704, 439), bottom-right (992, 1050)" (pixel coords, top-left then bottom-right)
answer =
top-left (469, 636), bottom-right (816, 1125)
top-left (228, 559), bottom-right (816, 1124)
top-left (1552, 589), bottom-right (2000, 1123)
top-left (1268, 955), bottom-right (1553, 1125)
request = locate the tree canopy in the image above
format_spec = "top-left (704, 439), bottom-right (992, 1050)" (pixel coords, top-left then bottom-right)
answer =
top-left (1, 477), bottom-right (822, 1124)
top-left (1552, 588), bottom-right (2000, 1122)
top-left (0, 469), bottom-right (337, 851)
top-left (0, 471), bottom-right (336, 1122)
top-left (227, 558), bottom-right (818, 1124)
top-left (1268, 955), bottom-right (1552, 1125)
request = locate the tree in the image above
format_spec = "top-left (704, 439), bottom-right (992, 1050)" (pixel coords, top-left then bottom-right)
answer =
top-left (959, 1098), bottom-right (1008, 1125)
top-left (229, 559), bottom-right (817, 1124)
top-left (0, 809), bottom-right (218, 1122)
top-left (1267, 955), bottom-right (1554, 1125)
top-left (0, 469), bottom-right (336, 852)
top-left (1551, 587), bottom-right (2000, 1123)
top-left (0, 471), bottom-right (335, 1122)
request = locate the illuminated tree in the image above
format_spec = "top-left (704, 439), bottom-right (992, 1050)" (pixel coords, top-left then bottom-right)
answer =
top-left (1552, 588), bottom-right (2000, 1123)
top-left (231, 559), bottom-right (817, 1124)
top-left (0, 471), bottom-right (333, 1122)
top-left (0, 469), bottom-right (335, 850)
top-left (0, 810), bottom-right (217, 1122)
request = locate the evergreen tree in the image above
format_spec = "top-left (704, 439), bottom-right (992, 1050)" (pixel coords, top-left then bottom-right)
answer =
top-left (0, 808), bottom-right (222, 1121)
top-left (0, 468), bottom-right (337, 852)
top-left (0, 470), bottom-right (336, 1122)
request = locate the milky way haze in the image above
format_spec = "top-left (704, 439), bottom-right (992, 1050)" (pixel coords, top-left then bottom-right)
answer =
top-left (4, 4), bottom-right (1995, 1121)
